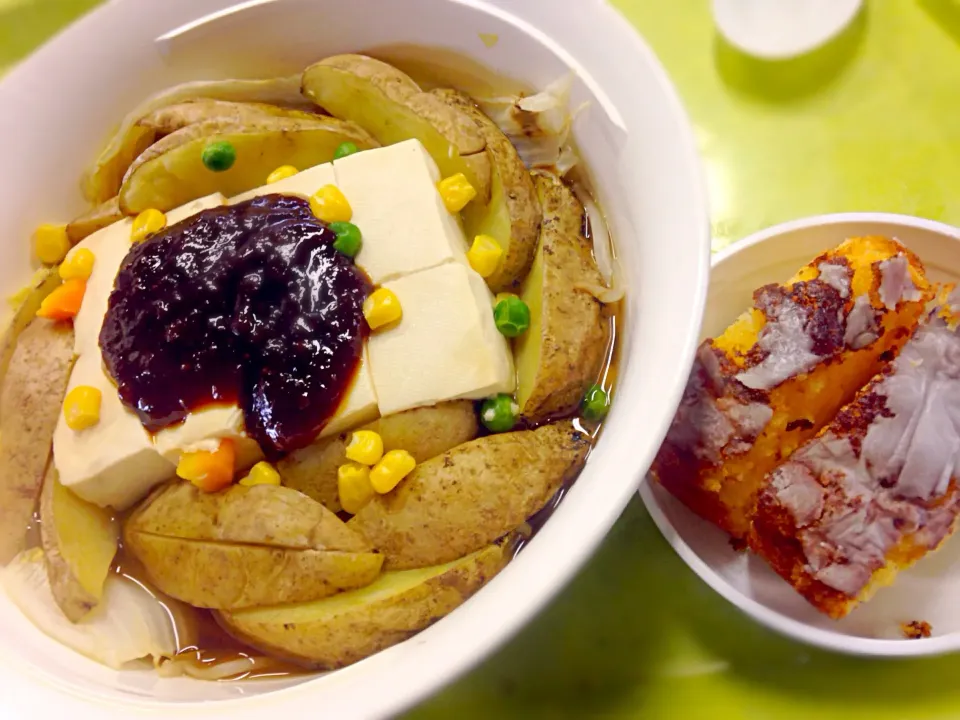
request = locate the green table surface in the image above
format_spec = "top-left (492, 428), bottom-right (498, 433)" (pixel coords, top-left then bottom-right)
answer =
top-left (5, 1), bottom-right (960, 718)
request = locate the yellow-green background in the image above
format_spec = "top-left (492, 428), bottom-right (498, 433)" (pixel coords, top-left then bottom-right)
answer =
top-left (5, 1), bottom-right (960, 717)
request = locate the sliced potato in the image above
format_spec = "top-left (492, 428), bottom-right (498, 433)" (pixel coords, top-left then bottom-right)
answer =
top-left (301, 55), bottom-right (491, 202)
top-left (219, 543), bottom-right (506, 668)
top-left (126, 481), bottom-right (369, 552)
top-left (123, 531), bottom-right (383, 610)
top-left (118, 116), bottom-right (377, 213)
top-left (432, 88), bottom-right (541, 292)
top-left (277, 401), bottom-right (479, 511)
top-left (65, 197), bottom-right (124, 244)
top-left (0, 270), bottom-right (62, 399)
top-left (348, 422), bottom-right (590, 569)
top-left (136, 99), bottom-right (322, 136)
top-left (514, 173), bottom-right (609, 423)
top-left (40, 466), bottom-right (118, 622)
top-left (83, 75), bottom-right (309, 204)
top-left (0, 319), bottom-right (74, 564)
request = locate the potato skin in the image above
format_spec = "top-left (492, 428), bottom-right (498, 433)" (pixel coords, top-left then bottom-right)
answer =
top-left (124, 530), bottom-right (383, 610)
top-left (514, 173), bottom-right (609, 423)
top-left (431, 88), bottom-right (541, 292)
top-left (126, 482), bottom-right (370, 552)
top-left (0, 271), bottom-right (62, 398)
top-left (66, 197), bottom-right (124, 244)
top-left (136, 99), bottom-right (322, 136)
top-left (278, 401), bottom-right (478, 511)
top-left (218, 543), bottom-right (507, 669)
top-left (348, 422), bottom-right (591, 569)
top-left (301, 55), bottom-right (492, 202)
top-left (118, 116), bottom-right (377, 213)
top-left (0, 319), bottom-right (74, 564)
top-left (40, 466), bottom-right (118, 622)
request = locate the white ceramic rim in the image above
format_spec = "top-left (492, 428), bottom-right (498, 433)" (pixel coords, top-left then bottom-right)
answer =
top-left (0, 0), bottom-right (712, 716)
top-left (640, 211), bottom-right (960, 658)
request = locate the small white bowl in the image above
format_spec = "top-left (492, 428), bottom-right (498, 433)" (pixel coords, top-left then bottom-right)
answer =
top-left (0, 0), bottom-right (709, 718)
top-left (640, 212), bottom-right (960, 658)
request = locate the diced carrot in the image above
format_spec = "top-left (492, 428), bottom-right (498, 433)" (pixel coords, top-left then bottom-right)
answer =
top-left (36, 279), bottom-right (86, 321)
top-left (176, 439), bottom-right (236, 492)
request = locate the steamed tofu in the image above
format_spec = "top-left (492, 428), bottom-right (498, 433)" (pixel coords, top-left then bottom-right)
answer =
top-left (154, 353), bottom-right (379, 466)
top-left (54, 194), bottom-right (227, 509)
top-left (53, 353), bottom-right (174, 510)
top-left (317, 351), bottom-right (380, 438)
top-left (333, 139), bottom-right (468, 284)
top-left (367, 263), bottom-right (515, 415)
top-left (229, 163), bottom-right (336, 205)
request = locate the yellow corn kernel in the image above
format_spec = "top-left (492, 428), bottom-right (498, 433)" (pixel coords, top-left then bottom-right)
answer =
top-left (63, 385), bottom-right (102, 431)
top-left (267, 165), bottom-right (299, 184)
top-left (436, 173), bottom-right (477, 213)
top-left (59, 248), bottom-right (96, 281)
top-left (34, 224), bottom-right (70, 265)
top-left (238, 461), bottom-right (282, 487)
top-left (370, 449), bottom-right (416, 494)
top-left (309, 184), bottom-right (352, 223)
top-left (338, 462), bottom-right (375, 514)
top-left (131, 209), bottom-right (167, 243)
top-left (467, 235), bottom-right (503, 278)
top-left (345, 430), bottom-right (384, 465)
top-left (363, 288), bottom-right (402, 330)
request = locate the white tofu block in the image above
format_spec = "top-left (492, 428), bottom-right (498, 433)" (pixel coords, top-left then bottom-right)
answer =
top-left (156, 350), bottom-right (378, 462)
top-left (367, 263), bottom-right (515, 415)
top-left (229, 163), bottom-right (336, 204)
top-left (53, 352), bottom-right (175, 511)
top-left (153, 405), bottom-right (262, 470)
top-left (333, 139), bottom-right (469, 284)
top-left (71, 193), bottom-right (227, 357)
top-left (55, 193), bottom-right (227, 509)
top-left (318, 351), bottom-right (380, 438)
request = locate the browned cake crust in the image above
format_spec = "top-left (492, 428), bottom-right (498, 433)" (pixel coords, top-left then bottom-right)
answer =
top-left (652, 238), bottom-right (932, 538)
top-left (750, 297), bottom-right (960, 618)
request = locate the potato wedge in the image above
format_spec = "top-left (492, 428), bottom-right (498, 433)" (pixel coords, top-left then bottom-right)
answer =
top-left (83, 75), bottom-right (309, 204)
top-left (514, 173), bottom-right (609, 423)
top-left (136, 99), bottom-right (321, 136)
top-left (432, 89), bottom-right (541, 292)
top-left (65, 197), bottom-right (124, 245)
top-left (0, 319), bottom-right (74, 564)
top-left (40, 466), bottom-right (118, 622)
top-left (118, 116), bottom-right (377, 213)
top-left (123, 531), bottom-right (383, 610)
top-left (0, 270), bottom-right (62, 401)
top-left (126, 481), bottom-right (369, 552)
top-left (301, 55), bottom-right (491, 203)
top-left (348, 422), bottom-right (590, 569)
top-left (219, 543), bottom-right (506, 668)
top-left (277, 401), bottom-right (479, 511)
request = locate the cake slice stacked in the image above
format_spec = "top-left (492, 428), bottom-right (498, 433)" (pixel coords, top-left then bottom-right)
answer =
top-left (652, 237), bottom-right (960, 618)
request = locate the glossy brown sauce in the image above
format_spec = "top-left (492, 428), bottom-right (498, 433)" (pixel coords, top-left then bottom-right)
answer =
top-left (100, 195), bottom-right (372, 456)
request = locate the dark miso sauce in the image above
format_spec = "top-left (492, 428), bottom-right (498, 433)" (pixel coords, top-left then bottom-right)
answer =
top-left (99, 195), bottom-right (372, 457)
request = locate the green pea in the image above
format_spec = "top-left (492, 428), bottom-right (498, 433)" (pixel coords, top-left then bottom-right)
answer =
top-left (582, 384), bottom-right (610, 421)
top-left (480, 394), bottom-right (518, 433)
top-left (201, 141), bottom-right (236, 172)
top-left (329, 221), bottom-right (362, 258)
top-left (493, 295), bottom-right (531, 338)
top-left (333, 141), bottom-right (360, 160)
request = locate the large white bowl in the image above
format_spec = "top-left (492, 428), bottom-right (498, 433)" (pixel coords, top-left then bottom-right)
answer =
top-left (0, 0), bottom-right (709, 717)
top-left (641, 213), bottom-right (960, 658)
